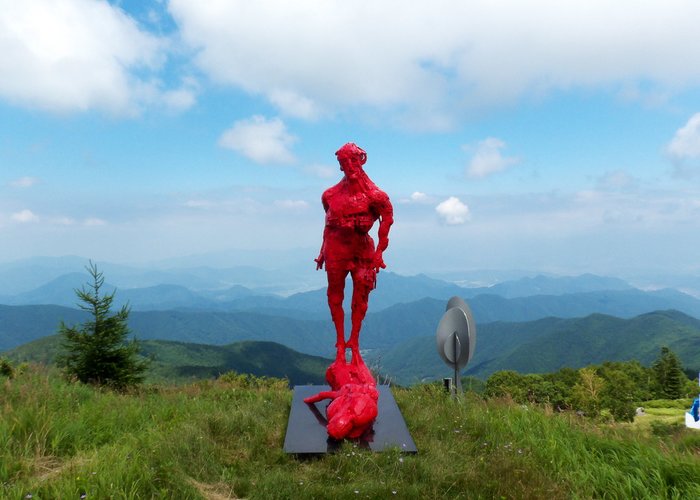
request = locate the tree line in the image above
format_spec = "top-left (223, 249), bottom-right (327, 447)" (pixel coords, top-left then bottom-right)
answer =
top-left (483, 347), bottom-right (696, 422)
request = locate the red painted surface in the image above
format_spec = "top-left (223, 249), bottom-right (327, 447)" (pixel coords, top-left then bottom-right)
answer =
top-left (303, 382), bottom-right (379, 440)
top-left (314, 143), bottom-right (394, 355)
top-left (306, 143), bottom-right (393, 440)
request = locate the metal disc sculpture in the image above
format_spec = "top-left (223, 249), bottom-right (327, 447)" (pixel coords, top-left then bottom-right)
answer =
top-left (436, 296), bottom-right (476, 394)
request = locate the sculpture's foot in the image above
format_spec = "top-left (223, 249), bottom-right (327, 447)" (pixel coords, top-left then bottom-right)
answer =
top-left (345, 341), bottom-right (361, 364)
top-left (346, 337), bottom-right (358, 352)
top-left (335, 341), bottom-right (346, 360)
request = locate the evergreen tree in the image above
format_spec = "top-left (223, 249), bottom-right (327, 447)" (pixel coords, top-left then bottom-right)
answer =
top-left (57, 261), bottom-right (148, 390)
top-left (652, 346), bottom-right (686, 399)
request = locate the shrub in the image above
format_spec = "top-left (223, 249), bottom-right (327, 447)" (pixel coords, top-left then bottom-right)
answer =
top-left (0, 357), bottom-right (14, 378)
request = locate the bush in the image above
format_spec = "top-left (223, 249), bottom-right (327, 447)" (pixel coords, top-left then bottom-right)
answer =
top-left (650, 420), bottom-right (684, 437)
top-left (0, 357), bottom-right (14, 378)
top-left (644, 399), bottom-right (694, 409)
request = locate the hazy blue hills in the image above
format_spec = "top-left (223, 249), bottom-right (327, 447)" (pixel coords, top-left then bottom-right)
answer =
top-left (0, 304), bottom-right (88, 351)
top-left (3, 336), bottom-right (330, 385)
top-left (0, 270), bottom-right (461, 314)
top-left (4, 284), bottom-right (700, 355)
top-left (0, 272), bottom-right (258, 311)
top-left (0, 256), bottom-right (321, 296)
top-left (0, 256), bottom-right (90, 295)
top-left (358, 287), bottom-right (700, 352)
top-left (0, 304), bottom-right (337, 356)
top-left (6, 308), bottom-right (700, 388)
top-left (463, 273), bottom-right (633, 298)
top-left (5, 264), bottom-right (700, 387)
top-left (4, 270), bottom-right (700, 324)
top-left (377, 310), bottom-right (700, 385)
top-left (467, 288), bottom-right (700, 322)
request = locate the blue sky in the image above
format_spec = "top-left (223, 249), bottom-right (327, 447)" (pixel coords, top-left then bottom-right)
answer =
top-left (1, 0), bottom-right (700, 280)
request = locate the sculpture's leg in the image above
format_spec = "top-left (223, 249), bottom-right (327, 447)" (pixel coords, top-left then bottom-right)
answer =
top-left (327, 269), bottom-right (348, 354)
top-left (347, 270), bottom-right (371, 355)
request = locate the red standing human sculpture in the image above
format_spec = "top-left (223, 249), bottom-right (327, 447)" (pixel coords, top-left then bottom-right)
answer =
top-left (314, 142), bottom-right (394, 358)
top-left (305, 142), bottom-right (394, 440)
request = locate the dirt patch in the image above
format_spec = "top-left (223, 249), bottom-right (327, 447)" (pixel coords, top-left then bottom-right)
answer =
top-left (189, 478), bottom-right (239, 500)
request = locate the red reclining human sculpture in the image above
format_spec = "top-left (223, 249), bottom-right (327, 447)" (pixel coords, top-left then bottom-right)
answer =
top-left (304, 142), bottom-right (394, 440)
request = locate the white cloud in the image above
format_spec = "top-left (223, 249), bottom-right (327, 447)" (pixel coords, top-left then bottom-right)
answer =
top-left (6, 210), bottom-right (107, 226)
top-left (466, 138), bottom-right (519, 178)
top-left (9, 176), bottom-right (40, 188)
top-left (11, 209), bottom-right (39, 223)
top-left (268, 89), bottom-right (321, 120)
top-left (169, 0), bottom-right (700, 127)
top-left (0, 0), bottom-right (167, 114)
top-left (398, 191), bottom-right (436, 204)
top-left (218, 115), bottom-right (297, 165)
top-left (161, 87), bottom-right (196, 112)
top-left (83, 217), bottom-right (106, 226)
top-left (667, 113), bottom-right (700, 161)
top-left (435, 197), bottom-right (470, 225)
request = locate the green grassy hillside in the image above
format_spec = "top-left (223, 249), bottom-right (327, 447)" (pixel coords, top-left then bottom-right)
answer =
top-left (2, 365), bottom-right (699, 498)
top-left (141, 339), bottom-right (331, 385)
top-left (4, 336), bottom-right (331, 386)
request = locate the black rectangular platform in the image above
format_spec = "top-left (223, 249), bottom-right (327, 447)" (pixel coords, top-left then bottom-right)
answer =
top-left (283, 384), bottom-right (417, 455)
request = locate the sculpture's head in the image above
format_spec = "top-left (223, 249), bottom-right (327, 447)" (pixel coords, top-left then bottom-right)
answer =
top-left (335, 143), bottom-right (367, 181)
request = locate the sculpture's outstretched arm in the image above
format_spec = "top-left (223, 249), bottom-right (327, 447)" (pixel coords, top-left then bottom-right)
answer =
top-left (315, 225), bottom-right (328, 270)
top-left (315, 193), bottom-right (331, 270)
top-left (373, 195), bottom-right (394, 271)
top-left (304, 390), bottom-right (339, 404)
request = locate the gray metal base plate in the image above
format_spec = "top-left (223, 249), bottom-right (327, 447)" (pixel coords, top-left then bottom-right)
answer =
top-left (283, 385), bottom-right (417, 455)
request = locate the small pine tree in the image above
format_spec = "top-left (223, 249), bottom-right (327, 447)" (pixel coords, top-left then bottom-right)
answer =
top-left (652, 346), bottom-right (686, 399)
top-left (57, 261), bottom-right (148, 390)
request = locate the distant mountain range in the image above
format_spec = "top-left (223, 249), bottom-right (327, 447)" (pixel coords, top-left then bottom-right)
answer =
top-left (376, 310), bottom-right (700, 385)
top-left (0, 269), bottom-right (464, 313)
top-left (4, 279), bottom-right (700, 355)
top-left (4, 258), bottom-right (700, 386)
top-left (461, 273), bottom-right (633, 298)
top-left (5, 309), bottom-right (700, 388)
top-left (5, 282), bottom-right (700, 355)
top-left (0, 304), bottom-right (337, 356)
top-left (3, 269), bottom-right (700, 322)
top-left (0, 255), bottom-right (323, 296)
